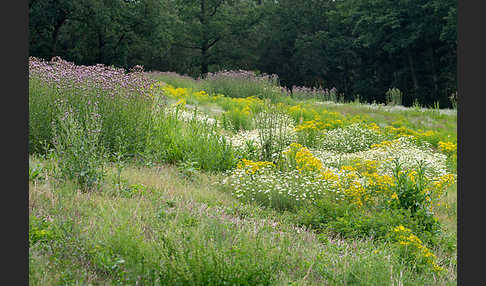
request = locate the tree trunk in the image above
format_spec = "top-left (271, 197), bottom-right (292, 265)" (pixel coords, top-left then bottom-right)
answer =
top-left (98, 33), bottom-right (105, 64)
top-left (407, 50), bottom-right (419, 104)
top-left (428, 45), bottom-right (439, 101)
top-left (407, 51), bottom-right (419, 90)
top-left (51, 17), bottom-right (66, 57)
top-left (201, 45), bottom-right (209, 75)
top-left (200, 0), bottom-right (208, 76)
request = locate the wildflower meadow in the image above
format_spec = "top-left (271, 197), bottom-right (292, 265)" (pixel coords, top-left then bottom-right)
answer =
top-left (29, 57), bottom-right (457, 285)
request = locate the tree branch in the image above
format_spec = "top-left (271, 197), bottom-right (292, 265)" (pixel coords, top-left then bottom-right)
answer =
top-left (209, 0), bottom-right (224, 17)
top-left (207, 37), bottom-right (220, 49)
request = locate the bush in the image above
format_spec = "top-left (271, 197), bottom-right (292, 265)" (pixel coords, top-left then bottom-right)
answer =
top-left (386, 88), bottom-right (403, 106)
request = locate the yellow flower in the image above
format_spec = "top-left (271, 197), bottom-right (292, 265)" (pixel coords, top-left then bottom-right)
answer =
top-left (173, 98), bottom-right (187, 107)
top-left (320, 168), bottom-right (339, 182)
top-left (438, 141), bottom-right (457, 155)
top-left (407, 170), bottom-right (417, 183)
top-left (367, 122), bottom-right (381, 133)
top-left (237, 159), bottom-right (275, 174)
top-left (340, 165), bottom-right (356, 172)
top-left (295, 147), bottom-right (323, 172)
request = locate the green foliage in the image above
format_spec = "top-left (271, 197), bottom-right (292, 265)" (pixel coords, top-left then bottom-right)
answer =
top-left (52, 100), bottom-right (107, 191)
top-left (253, 105), bottom-right (295, 161)
top-left (203, 72), bottom-right (280, 100)
top-left (97, 92), bottom-right (153, 157)
top-left (29, 0), bottom-right (174, 68)
top-left (388, 160), bottom-right (441, 234)
top-left (220, 108), bottom-right (254, 132)
top-left (29, 163), bottom-right (45, 182)
top-left (29, 0), bottom-right (456, 107)
top-left (29, 75), bottom-right (153, 158)
top-left (29, 215), bottom-right (57, 246)
top-left (386, 88), bottom-right (403, 106)
top-left (28, 77), bottom-right (58, 153)
top-left (145, 106), bottom-right (237, 171)
top-left (28, 56), bottom-right (456, 284)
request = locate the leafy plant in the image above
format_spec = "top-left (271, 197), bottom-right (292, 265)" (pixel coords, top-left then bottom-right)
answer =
top-left (386, 88), bottom-right (403, 106)
top-left (254, 105), bottom-right (295, 162)
top-left (29, 215), bottom-right (56, 246)
top-left (29, 164), bottom-right (45, 182)
top-left (52, 100), bottom-right (107, 191)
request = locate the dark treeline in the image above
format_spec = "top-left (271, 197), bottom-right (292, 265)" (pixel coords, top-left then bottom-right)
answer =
top-left (29, 0), bottom-right (456, 107)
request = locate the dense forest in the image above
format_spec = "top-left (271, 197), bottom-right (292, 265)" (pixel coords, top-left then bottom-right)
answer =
top-left (29, 0), bottom-right (456, 107)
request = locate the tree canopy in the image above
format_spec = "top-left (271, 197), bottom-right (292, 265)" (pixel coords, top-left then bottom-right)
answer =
top-left (29, 0), bottom-right (456, 107)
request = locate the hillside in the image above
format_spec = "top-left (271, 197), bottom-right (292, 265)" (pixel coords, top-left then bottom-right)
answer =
top-left (29, 58), bottom-right (457, 285)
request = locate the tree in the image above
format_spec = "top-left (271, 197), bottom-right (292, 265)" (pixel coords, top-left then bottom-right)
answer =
top-left (172, 0), bottom-right (264, 75)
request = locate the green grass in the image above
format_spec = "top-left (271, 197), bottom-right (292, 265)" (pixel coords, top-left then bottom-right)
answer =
top-left (29, 156), bottom-right (456, 285)
top-left (29, 67), bottom-right (456, 285)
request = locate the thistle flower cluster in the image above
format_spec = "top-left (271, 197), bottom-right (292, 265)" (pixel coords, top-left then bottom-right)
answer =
top-left (204, 69), bottom-right (279, 85)
top-left (29, 57), bottom-right (155, 99)
top-left (291, 85), bottom-right (338, 101)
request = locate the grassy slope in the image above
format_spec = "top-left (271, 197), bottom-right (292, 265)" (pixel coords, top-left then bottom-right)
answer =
top-left (29, 156), bottom-right (456, 285)
top-left (30, 73), bottom-right (457, 285)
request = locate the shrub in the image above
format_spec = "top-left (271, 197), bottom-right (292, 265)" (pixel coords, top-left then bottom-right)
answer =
top-left (386, 88), bottom-right (403, 106)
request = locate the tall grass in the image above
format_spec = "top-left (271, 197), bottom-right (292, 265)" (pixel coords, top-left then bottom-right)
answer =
top-left (254, 105), bottom-right (295, 162)
top-left (29, 59), bottom-right (456, 284)
top-left (290, 85), bottom-right (339, 102)
top-left (202, 70), bottom-right (282, 100)
top-left (145, 105), bottom-right (237, 171)
top-left (147, 71), bottom-right (204, 91)
top-left (29, 57), bottom-right (154, 157)
top-left (29, 162), bottom-right (456, 285)
top-left (51, 99), bottom-right (106, 191)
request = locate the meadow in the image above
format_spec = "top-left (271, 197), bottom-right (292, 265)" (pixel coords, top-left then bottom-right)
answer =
top-left (29, 57), bottom-right (457, 285)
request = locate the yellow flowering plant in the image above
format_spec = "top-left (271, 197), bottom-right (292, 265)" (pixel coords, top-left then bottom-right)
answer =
top-left (438, 141), bottom-right (456, 156)
top-left (390, 225), bottom-right (444, 273)
top-left (282, 143), bottom-right (323, 174)
top-left (236, 158), bottom-right (275, 175)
